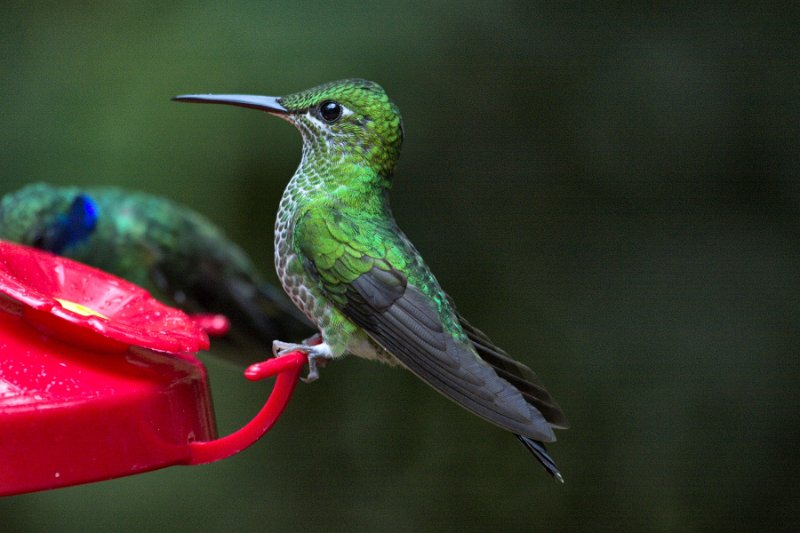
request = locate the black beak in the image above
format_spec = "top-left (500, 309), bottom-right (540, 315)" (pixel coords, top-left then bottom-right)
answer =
top-left (172, 94), bottom-right (288, 114)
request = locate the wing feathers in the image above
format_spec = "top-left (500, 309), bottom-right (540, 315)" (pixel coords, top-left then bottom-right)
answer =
top-left (350, 266), bottom-right (405, 310)
top-left (456, 313), bottom-right (570, 429)
top-left (347, 275), bottom-right (555, 441)
top-left (295, 211), bottom-right (563, 442)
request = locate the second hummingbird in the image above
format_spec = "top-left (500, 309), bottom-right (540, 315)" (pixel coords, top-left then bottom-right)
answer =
top-left (0, 183), bottom-right (314, 356)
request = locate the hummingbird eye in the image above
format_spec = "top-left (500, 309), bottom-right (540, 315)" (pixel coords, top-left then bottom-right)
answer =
top-left (319, 101), bottom-right (343, 123)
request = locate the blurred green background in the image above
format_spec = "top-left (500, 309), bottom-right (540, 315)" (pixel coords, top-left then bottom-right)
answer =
top-left (2, 1), bottom-right (798, 531)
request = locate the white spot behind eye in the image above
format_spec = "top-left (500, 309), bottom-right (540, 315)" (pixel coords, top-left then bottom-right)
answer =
top-left (339, 105), bottom-right (354, 119)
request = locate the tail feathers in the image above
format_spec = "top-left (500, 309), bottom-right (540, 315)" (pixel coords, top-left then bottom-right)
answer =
top-left (516, 435), bottom-right (564, 483)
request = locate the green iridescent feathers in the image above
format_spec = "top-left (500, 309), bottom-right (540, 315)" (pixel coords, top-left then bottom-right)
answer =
top-left (174, 78), bottom-right (568, 480)
top-left (280, 79), bottom-right (403, 179)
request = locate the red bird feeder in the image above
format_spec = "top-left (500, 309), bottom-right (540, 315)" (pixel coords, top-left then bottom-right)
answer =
top-left (0, 240), bottom-right (307, 496)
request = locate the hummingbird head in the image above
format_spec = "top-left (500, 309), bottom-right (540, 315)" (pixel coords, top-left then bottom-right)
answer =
top-left (0, 184), bottom-right (98, 254)
top-left (174, 79), bottom-right (404, 178)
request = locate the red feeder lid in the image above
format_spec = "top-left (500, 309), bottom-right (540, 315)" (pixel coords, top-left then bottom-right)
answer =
top-left (0, 241), bottom-right (306, 496)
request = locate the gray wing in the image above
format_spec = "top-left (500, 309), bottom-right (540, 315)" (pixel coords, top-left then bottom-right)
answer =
top-left (453, 308), bottom-right (569, 429)
top-left (339, 264), bottom-right (558, 442)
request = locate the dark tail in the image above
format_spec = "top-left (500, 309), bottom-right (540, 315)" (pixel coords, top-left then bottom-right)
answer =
top-left (516, 435), bottom-right (564, 483)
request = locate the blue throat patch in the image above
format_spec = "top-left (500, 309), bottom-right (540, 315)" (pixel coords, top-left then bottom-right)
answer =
top-left (40, 194), bottom-right (99, 253)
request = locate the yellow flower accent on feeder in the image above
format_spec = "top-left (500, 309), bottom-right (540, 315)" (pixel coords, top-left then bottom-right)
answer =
top-left (54, 298), bottom-right (108, 319)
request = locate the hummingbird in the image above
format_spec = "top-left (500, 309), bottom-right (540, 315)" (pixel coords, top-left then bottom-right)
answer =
top-left (0, 183), bottom-right (314, 354)
top-left (174, 79), bottom-right (569, 481)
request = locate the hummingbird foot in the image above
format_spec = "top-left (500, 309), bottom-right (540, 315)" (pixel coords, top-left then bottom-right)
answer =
top-left (272, 340), bottom-right (333, 383)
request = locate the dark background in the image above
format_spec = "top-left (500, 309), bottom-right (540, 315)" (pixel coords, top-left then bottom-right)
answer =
top-left (2, 2), bottom-right (798, 531)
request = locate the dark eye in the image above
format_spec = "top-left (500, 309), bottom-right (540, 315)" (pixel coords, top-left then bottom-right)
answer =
top-left (319, 101), bottom-right (342, 123)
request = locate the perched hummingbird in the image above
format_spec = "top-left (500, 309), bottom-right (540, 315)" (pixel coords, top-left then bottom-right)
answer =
top-left (0, 183), bottom-right (313, 353)
top-left (174, 79), bottom-right (569, 480)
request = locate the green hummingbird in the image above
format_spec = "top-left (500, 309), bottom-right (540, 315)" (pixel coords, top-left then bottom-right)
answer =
top-left (174, 79), bottom-right (569, 480)
top-left (0, 183), bottom-right (314, 353)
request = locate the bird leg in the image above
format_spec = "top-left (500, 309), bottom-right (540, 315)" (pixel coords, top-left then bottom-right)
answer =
top-left (272, 339), bottom-right (333, 383)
